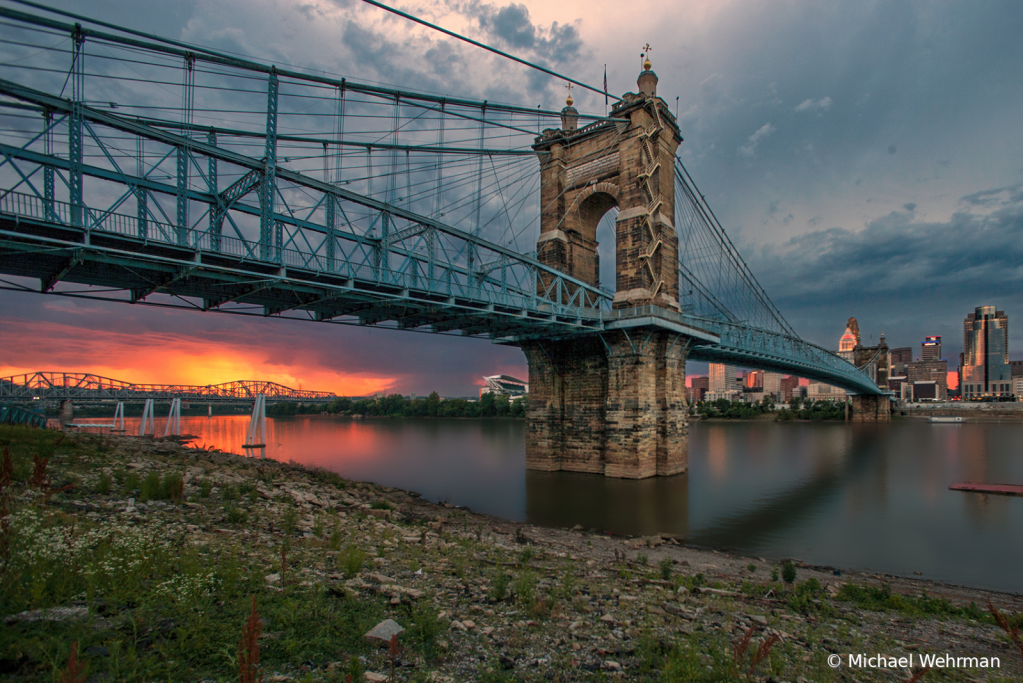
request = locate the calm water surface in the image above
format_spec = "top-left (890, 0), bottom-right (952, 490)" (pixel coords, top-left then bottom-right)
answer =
top-left (104, 415), bottom-right (1023, 592)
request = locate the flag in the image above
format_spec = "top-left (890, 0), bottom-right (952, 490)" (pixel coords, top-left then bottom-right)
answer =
top-left (603, 64), bottom-right (608, 106)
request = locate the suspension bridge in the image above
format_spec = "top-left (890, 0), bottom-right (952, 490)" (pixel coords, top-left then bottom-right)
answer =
top-left (0, 4), bottom-right (890, 477)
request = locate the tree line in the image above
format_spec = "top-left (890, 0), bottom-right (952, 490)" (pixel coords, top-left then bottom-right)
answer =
top-left (696, 395), bottom-right (848, 421)
top-left (266, 391), bottom-right (527, 419)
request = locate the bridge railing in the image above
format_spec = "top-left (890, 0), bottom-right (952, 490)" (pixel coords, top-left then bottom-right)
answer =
top-left (1, 189), bottom-right (611, 318)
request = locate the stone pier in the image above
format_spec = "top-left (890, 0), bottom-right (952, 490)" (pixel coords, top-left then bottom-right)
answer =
top-left (523, 331), bottom-right (688, 478)
top-left (850, 394), bottom-right (891, 422)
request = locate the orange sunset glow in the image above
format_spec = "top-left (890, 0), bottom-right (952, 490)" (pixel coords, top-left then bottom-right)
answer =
top-left (0, 319), bottom-right (396, 396)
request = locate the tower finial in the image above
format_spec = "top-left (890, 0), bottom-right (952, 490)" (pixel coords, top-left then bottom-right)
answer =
top-left (642, 43), bottom-right (652, 70)
top-left (564, 82), bottom-right (574, 107)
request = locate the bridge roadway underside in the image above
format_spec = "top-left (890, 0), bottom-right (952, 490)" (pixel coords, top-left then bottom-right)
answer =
top-left (0, 214), bottom-right (599, 340)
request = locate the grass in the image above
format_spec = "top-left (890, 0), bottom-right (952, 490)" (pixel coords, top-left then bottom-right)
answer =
top-left (0, 426), bottom-right (436, 682)
top-left (836, 582), bottom-right (992, 621)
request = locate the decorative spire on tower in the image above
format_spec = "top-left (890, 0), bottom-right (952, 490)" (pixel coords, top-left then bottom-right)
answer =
top-left (560, 82), bottom-right (578, 131)
top-left (637, 43), bottom-right (657, 97)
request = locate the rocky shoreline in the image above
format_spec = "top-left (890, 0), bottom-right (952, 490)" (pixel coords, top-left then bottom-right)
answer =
top-left (1, 428), bottom-right (1021, 682)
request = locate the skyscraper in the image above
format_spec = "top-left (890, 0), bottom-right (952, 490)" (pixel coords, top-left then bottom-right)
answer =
top-left (838, 317), bottom-right (860, 360)
top-left (922, 336), bottom-right (942, 361)
top-left (708, 363), bottom-right (738, 393)
top-left (961, 306), bottom-right (1011, 399)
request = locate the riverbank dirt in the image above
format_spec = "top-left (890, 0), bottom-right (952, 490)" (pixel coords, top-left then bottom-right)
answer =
top-left (1, 426), bottom-right (1020, 682)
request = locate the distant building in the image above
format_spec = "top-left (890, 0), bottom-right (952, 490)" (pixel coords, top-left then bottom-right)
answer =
top-left (838, 317), bottom-right (860, 360)
top-left (890, 347), bottom-right (913, 376)
top-left (888, 375), bottom-right (907, 394)
top-left (960, 306), bottom-right (1011, 399)
top-left (1013, 376), bottom-right (1023, 401)
top-left (806, 382), bottom-right (846, 402)
top-left (909, 381), bottom-right (939, 401)
top-left (907, 359), bottom-right (948, 400)
top-left (705, 390), bottom-right (742, 403)
top-left (1011, 360), bottom-right (1023, 378)
top-left (763, 372), bottom-right (783, 401)
top-left (922, 336), bottom-right (942, 361)
top-left (709, 363), bottom-right (739, 393)
top-left (690, 376), bottom-right (709, 402)
top-left (780, 376), bottom-right (800, 402)
top-left (480, 375), bottom-right (528, 398)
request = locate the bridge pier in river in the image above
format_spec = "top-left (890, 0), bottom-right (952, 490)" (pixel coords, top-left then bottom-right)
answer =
top-left (523, 331), bottom-right (688, 478)
top-left (850, 394), bottom-right (891, 422)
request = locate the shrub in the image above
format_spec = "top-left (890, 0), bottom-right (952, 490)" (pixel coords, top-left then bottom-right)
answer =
top-left (96, 472), bottom-right (112, 495)
top-left (225, 506), bottom-right (249, 525)
top-left (781, 561), bottom-right (797, 584)
top-left (124, 471), bottom-right (140, 492)
top-left (139, 472), bottom-right (161, 501)
top-left (199, 479), bottom-right (213, 498)
top-left (489, 573), bottom-right (511, 601)
top-left (659, 558), bottom-right (673, 581)
top-left (637, 553), bottom-right (648, 566)
top-left (340, 544), bottom-right (367, 578)
top-left (329, 525), bottom-right (344, 551)
top-left (161, 472), bottom-right (183, 502)
top-left (369, 500), bottom-right (392, 510)
top-left (518, 547), bottom-right (535, 564)
top-left (282, 507), bottom-right (299, 536)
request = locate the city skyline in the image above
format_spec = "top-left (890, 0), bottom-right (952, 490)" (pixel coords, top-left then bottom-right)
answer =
top-left (1, 0), bottom-right (1021, 395)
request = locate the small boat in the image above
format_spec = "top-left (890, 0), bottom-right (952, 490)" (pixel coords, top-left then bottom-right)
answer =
top-left (929, 416), bottom-right (962, 423)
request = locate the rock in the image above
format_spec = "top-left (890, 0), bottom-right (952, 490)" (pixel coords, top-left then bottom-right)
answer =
top-left (603, 660), bottom-right (622, 671)
top-left (676, 586), bottom-right (689, 595)
top-left (750, 615), bottom-right (768, 625)
top-left (364, 618), bottom-right (404, 645)
top-left (462, 619), bottom-right (476, 630)
top-left (481, 626), bottom-right (495, 636)
top-left (265, 573), bottom-right (280, 584)
top-left (600, 614), bottom-right (615, 624)
top-left (364, 674), bottom-right (388, 682)
top-left (4, 606), bottom-right (89, 624)
top-left (449, 620), bottom-right (466, 631)
top-left (572, 524), bottom-right (584, 530)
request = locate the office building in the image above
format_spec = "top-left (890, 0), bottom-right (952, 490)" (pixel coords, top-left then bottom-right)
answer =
top-left (763, 372), bottom-right (782, 401)
top-left (780, 376), bottom-right (800, 402)
top-left (690, 376), bottom-right (709, 402)
top-left (708, 363), bottom-right (739, 393)
top-left (906, 360), bottom-right (948, 401)
top-left (960, 306), bottom-right (1011, 399)
top-left (890, 347), bottom-right (913, 376)
top-left (922, 336), bottom-right (941, 361)
top-left (807, 382), bottom-right (846, 402)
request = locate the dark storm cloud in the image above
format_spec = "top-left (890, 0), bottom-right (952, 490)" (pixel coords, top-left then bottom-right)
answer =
top-left (748, 184), bottom-right (1023, 355)
top-left (460, 0), bottom-right (583, 65)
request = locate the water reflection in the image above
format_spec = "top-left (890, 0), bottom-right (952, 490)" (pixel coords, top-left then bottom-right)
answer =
top-left (525, 470), bottom-right (689, 537)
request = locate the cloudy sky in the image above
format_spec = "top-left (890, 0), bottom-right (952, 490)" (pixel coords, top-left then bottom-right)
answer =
top-left (1, 0), bottom-right (1021, 394)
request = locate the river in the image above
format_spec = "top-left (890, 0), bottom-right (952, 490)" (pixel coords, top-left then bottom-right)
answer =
top-left (86, 415), bottom-right (1023, 593)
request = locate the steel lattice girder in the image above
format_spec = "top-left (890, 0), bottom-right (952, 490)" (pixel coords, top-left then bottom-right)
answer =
top-left (0, 372), bottom-right (336, 402)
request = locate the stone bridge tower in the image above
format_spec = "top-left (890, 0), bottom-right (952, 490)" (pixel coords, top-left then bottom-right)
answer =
top-left (522, 59), bottom-right (689, 479)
